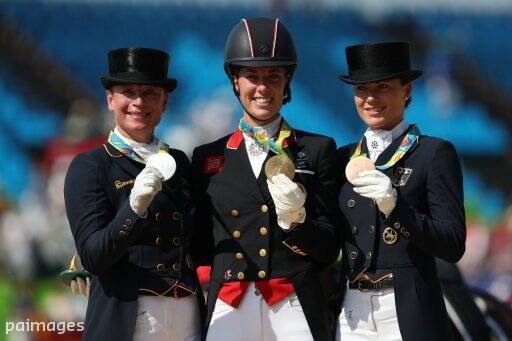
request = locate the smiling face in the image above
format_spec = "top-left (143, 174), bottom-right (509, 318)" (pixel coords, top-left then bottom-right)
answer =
top-left (107, 84), bottom-right (168, 143)
top-left (353, 79), bottom-right (412, 130)
top-left (234, 66), bottom-right (289, 126)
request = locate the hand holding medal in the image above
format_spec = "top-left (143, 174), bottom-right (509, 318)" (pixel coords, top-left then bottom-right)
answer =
top-left (348, 125), bottom-right (420, 217)
top-left (265, 154), bottom-right (307, 230)
top-left (348, 156), bottom-right (397, 217)
top-left (146, 150), bottom-right (176, 181)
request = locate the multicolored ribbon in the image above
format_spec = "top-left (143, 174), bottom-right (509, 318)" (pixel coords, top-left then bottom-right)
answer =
top-left (108, 130), bottom-right (167, 164)
top-left (239, 117), bottom-right (292, 155)
top-left (351, 125), bottom-right (421, 171)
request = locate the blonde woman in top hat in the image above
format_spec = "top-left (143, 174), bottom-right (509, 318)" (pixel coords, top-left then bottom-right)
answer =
top-left (64, 47), bottom-right (203, 340)
top-left (335, 42), bottom-right (466, 340)
top-left (190, 17), bottom-right (343, 340)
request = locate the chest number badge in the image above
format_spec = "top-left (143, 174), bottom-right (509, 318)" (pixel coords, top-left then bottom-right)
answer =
top-left (383, 227), bottom-right (398, 245)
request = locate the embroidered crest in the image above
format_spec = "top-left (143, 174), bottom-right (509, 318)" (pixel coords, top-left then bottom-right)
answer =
top-left (383, 227), bottom-right (398, 245)
top-left (224, 269), bottom-right (232, 280)
top-left (392, 167), bottom-right (413, 186)
top-left (204, 156), bottom-right (224, 174)
top-left (295, 151), bottom-right (310, 170)
top-left (114, 179), bottom-right (135, 190)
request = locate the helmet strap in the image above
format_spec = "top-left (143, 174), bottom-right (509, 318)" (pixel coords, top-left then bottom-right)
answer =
top-left (283, 83), bottom-right (291, 104)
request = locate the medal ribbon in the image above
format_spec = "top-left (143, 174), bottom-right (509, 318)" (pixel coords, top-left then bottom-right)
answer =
top-left (351, 125), bottom-right (420, 171)
top-left (239, 117), bottom-right (292, 155)
top-left (107, 130), bottom-right (167, 164)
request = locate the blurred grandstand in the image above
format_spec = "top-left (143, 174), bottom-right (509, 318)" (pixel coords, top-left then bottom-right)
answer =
top-left (0, 0), bottom-right (510, 339)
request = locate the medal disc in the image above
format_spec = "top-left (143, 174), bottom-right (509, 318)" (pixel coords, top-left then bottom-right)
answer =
top-left (146, 151), bottom-right (176, 180)
top-left (265, 154), bottom-right (295, 181)
top-left (345, 156), bottom-right (375, 184)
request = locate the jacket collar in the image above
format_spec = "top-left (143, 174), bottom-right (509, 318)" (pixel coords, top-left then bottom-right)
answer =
top-left (103, 142), bottom-right (143, 177)
top-left (103, 141), bottom-right (123, 157)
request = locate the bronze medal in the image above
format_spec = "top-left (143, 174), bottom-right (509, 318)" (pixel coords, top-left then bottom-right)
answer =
top-left (345, 156), bottom-right (375, 184)
top-left (383, 227), bottom-right (398, 245)
top-left (265, 154), bottom-right (295, 181)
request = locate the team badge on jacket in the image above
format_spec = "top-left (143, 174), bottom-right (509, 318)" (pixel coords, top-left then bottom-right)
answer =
top-left (204, 156), bottom-right (224, 174)
top-left (294, 151), bottom-right (315, 175)
top-left (392, 167), bottom-right (413, 186)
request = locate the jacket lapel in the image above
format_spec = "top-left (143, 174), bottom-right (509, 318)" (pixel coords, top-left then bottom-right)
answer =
top-left (282, 133), bottom-right (297, 165)
top-left (162, 176), bottom-right (191, 210)
top-left (256, 152), bottom-right (273, 203)
top-left (224, 139), bottom-right (266, 202)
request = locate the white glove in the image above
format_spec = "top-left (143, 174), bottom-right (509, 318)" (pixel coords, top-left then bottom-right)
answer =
top-left (129, 166), bottom-right (163, 216)
top-left (352, 170), bottom-right (397, 217)
top-left (70, 276), bottom-right (90, 298)
top-left (267, 174), bottom-right (307, 230)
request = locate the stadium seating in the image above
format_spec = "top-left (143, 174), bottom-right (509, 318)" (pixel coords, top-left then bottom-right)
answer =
top-left (0, 2), bottom-right (508, 216)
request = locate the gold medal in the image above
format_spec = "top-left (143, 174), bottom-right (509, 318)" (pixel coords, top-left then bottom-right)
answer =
top-left (345, 156), bottom-right (375, 184)
top-left (265, 154), bottom-right (295, 181)
top-left (382, 227), bottom-right (398, 245)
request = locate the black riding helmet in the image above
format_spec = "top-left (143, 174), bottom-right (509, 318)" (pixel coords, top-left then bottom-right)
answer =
top-left (224, 17), bottom-right (297, 105)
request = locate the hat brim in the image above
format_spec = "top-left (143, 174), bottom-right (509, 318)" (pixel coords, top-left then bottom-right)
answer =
top-left (338, 70), bottom-right (422, 85)
top-left (100, 76), bottom-right (177, 92)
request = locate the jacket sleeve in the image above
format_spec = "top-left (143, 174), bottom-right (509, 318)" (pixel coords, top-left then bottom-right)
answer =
top-left (188, 147), bottom-right (215, 266)
top-left (282, 137), bottom-right (345, 264)
top-left (384, 140), bottom-right (466, 262)
top-left (64, 153), bottom-right (148, 275)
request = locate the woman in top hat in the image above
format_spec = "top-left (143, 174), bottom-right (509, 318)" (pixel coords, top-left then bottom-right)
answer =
top-left (335, 42), bottom-right (466, 340)
top-left (190, 18), bottom-right (343, 340)
top-left (64, 47), bottom-right (203, 340)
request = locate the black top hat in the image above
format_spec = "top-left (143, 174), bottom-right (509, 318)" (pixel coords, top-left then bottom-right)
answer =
top-left (100, 47), bottom-right (177, 92)
top-left (339, 42), bottom-right (422, 84)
